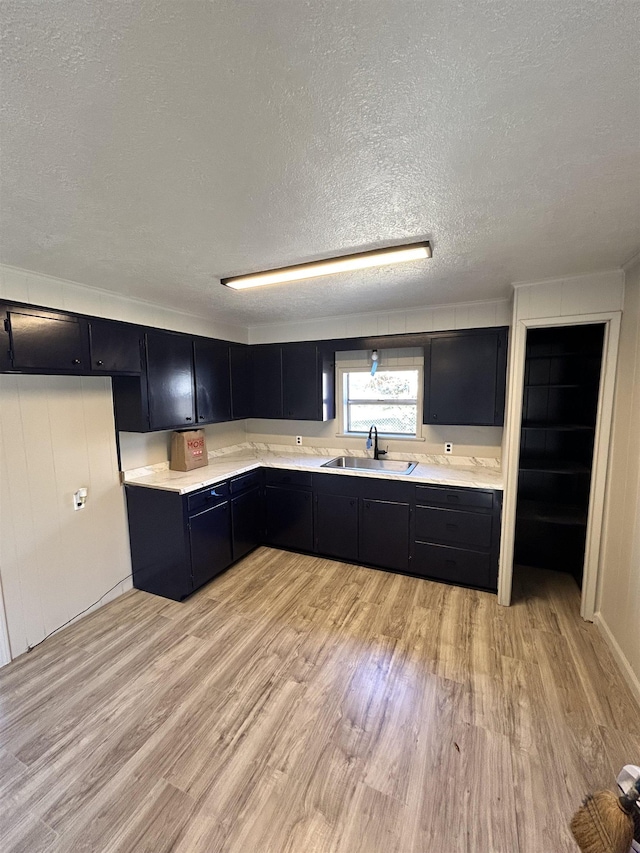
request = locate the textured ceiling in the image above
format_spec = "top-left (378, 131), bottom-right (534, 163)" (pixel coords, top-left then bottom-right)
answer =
top-left (1, 1), bottom-right (639, 327)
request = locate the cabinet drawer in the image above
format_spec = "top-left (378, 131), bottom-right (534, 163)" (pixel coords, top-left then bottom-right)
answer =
top-left (265, 469), bottom-right (312, 488)
top-left (230, 469), bottom-right (262, 494)
top-left (412, 542), bottom-right (492, 589)
top-left (187, 482), bottom-right (230, 513)
top-left (415, 485), bottom-right (493, 511)
top-left (415, 506), bottom-right (492, 549)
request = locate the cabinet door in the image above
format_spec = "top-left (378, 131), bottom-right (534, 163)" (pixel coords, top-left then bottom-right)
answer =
top-left (315, 492), bottom-right (358, 562)
top-left (282, 343), bottom-right (319, 420)
top-left (146, 331), bottom-right (195, 429)
top-left (7, 309), bottom-right (85, 371)
top-left (359, 498), bottom-right (410, 571)
top-left (424, 329), bottom-right (507, 426)
top-left (193, 339), bottom-right (232, 424)
top-left (231, 486), bottom-right (263, 561)
top-left (265, 485), bottom-right (313, 551)
top-left (89, 319), bottom-right (142, 373)
top-left (189, 501), bottom-right (232, 590)
top-left (229, 345), bottom-right (252, 419)
top-left (251, 344), bottom-right (283, 419)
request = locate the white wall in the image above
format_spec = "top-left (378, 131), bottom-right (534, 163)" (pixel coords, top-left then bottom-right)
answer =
top-left (596, 257), bottom-right (640, 700)
top-left (119, 421), bottom-right (247, 471)
top-left (249, 298), bottom-right (512, 344)
top-left (0, 375), bottom-right (132, 658)
top-left (0, 263), bottom-right (248, 343)
top-left (512, 269), bottom-right (624, 319)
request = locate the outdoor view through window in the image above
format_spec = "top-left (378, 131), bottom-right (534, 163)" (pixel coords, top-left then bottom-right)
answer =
top-left (344, 369), bottom-right (419, 436)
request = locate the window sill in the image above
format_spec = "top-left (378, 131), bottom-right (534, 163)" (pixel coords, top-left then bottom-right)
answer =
top-left (334, 433), bottom-right (426, 443)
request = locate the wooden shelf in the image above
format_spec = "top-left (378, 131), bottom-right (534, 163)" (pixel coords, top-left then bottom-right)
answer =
top-left (519, 459), bottom-right (591, 474)
top-left (517, 500), bottom-right (587, 526)
top-left (521, 422), bottom-right (594, 431)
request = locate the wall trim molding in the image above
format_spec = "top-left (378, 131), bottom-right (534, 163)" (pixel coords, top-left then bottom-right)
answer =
top-left (593, 611), bottom-right (640, 708)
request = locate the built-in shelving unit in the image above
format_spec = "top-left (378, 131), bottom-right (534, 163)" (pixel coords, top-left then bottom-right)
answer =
top-left (514, 324), bottom-right (605, 587)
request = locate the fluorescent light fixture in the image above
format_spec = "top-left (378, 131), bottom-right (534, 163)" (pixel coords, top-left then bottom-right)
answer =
top-left (221, 241), bottom-right (431, 290)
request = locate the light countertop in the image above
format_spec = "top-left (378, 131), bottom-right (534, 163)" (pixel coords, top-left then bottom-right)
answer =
top-left (123, 443), bottom-right (504, 494)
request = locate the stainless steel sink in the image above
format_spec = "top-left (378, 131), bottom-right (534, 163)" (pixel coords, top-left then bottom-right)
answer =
top-left (322, 456), bottom-right (418, 475)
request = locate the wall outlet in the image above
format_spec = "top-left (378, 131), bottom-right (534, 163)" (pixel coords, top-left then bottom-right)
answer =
top-left (73, 487), bottom-right (88, 511)
top-left (444, 442), bottom-right (453, 455)
top-left (295, 436), bottom-right (302, 446)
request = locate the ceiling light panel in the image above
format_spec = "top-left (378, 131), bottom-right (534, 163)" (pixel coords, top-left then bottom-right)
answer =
top-left (221, 242), bottom-right (432, 290)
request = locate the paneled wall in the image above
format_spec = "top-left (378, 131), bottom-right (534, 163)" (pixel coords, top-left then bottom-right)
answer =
top-left (0, 263), bottom-right (248, 343)
top-left (248, 298), bottom-right (512, 344)
top-left (0, 375), bottom-right (133, 658)
top-left (597, 257), bottom-right (640, 700)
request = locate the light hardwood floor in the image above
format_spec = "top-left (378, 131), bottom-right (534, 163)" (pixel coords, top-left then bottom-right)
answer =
top-left (0, 547), bottom-right (638, 853)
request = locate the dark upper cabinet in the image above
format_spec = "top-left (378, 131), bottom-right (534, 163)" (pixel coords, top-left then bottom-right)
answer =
top-left (88, 319), bottom-right (142, 374)
top-left (251, 344), bottom-right (283, 419)
top-left (282, 343), bottom-right (335, 421)
top-left (146, 331), bottom-right (196, 430)
top-left (423, 327), bottom-right (508, 426)
top-left (193, 339), bottom-right (232, 424)
top-left (6, 308), bottom-right (86, 372)
top-left (359, 498), bottom-right (410, 572)
top-left (229, 345), bottom-right (252, 420)
top-left (315, 492), bottom-right (359, 562)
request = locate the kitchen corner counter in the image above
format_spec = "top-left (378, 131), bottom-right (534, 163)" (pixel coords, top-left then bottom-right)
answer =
top-left (123, 445), bottom-right (504, 494)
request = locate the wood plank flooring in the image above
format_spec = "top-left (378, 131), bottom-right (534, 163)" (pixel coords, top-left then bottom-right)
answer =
top-left (0, 547), bottom-right (638, 852)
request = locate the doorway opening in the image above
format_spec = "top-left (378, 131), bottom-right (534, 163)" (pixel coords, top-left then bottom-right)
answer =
top-left (513, 323), bottom-right (605, 600)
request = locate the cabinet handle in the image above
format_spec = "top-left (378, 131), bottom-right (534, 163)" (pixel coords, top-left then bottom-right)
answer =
top-left (199, 415), bottom-right (205, 420)
top-left (185, 416), bottom-right (192, 422)
top-left (349, 499), bottom-right (355, 507)
top-left (446, 495), bottom-right (459, 503)
top-left (96, 360), bottom-right (104, 366)
top-left (72, 358), bottom-right (81, 365)
top-left (445, 559), bottom-right (457, 568)
top-left (432, 414), bottom-right (438, 420)
top-left (446, 523), bottom-right (458, 531)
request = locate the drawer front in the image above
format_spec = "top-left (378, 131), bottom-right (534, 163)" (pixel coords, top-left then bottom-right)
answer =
top-left (415, 485), bottom-right (493, 511)
top-left (412, 542), bottom-right (492, 589)
top-left (229, 469), bottom-right (262, 494)
top-left (265, 468), bottom-right (312, 488)
top-left (187, 481), bottom-right (230, 513)
top-left (415, 506), bottom-right (492, 549)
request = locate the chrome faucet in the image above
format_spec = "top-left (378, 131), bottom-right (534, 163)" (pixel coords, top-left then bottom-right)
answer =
top-left (367, 425), bottom-right (387, 460)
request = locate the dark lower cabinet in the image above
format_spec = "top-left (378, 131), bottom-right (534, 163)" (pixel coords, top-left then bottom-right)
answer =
top-left (189, 501), bottom-right (232, 590)
top-left (125, 468), bottom-right (502, 602)
top-left (265, 485), bottom-right (313, 551)
top-left (412, 542), bottom-right (492, 588)
top-left (315, 492), bottom-right (359, 562)
top-left (231, 486), bottom-right (262, 561)
top-left (411, 484), bottom-right (501, 591)
top-left (359, 498), bottom-right (410, 572)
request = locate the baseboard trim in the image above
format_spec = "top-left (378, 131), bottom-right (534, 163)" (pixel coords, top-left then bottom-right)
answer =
top-left (594, 612), bottom-right (640, 708)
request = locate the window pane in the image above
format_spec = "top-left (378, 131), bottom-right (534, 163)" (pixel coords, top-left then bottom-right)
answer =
top-left (347, 370), bottom-right (418, 401)
top-left (348, 403), bottom-right (417, 435)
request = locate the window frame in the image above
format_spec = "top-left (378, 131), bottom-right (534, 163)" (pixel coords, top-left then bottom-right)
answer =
top-left (337, 363), bottom-right (424, 440)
